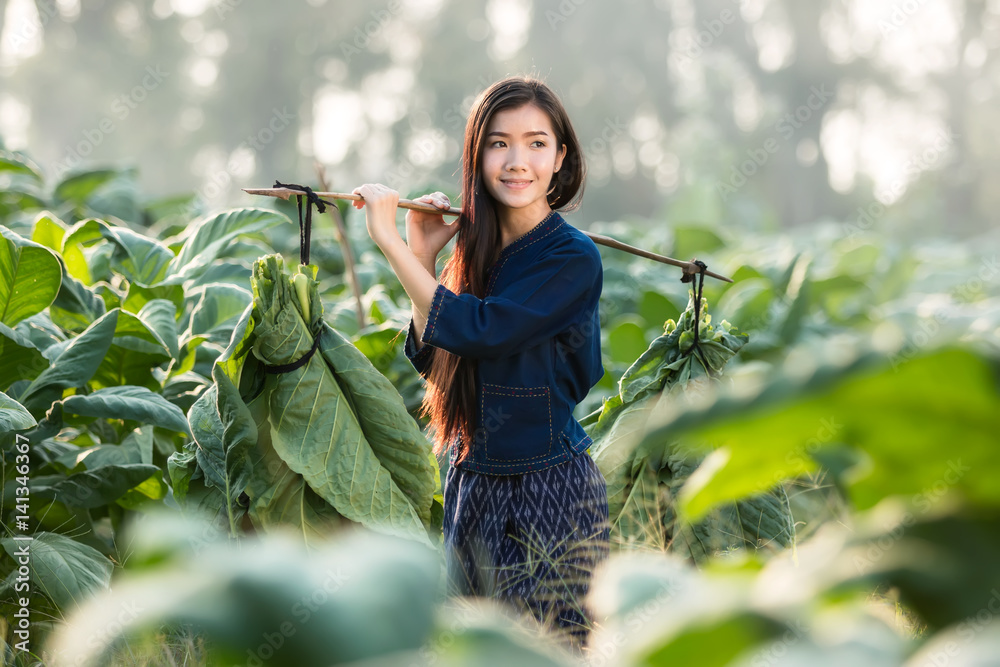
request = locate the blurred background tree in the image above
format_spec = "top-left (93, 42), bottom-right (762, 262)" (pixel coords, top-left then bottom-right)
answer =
top-left (0, 0), bottom-right (995, 236)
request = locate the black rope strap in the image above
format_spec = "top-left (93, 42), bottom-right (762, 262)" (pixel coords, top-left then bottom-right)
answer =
top-left (274, 180), bottom-right (327, 265)
top-left (262, 180), bottom-right (331, 374)
top-left (680, 259), bottom-right (715, 377)
top-left (263, 330), bottom-right (322, 374)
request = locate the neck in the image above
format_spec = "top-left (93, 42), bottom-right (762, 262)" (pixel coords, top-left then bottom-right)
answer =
top-left (497, 202), bottom-right (553, 248)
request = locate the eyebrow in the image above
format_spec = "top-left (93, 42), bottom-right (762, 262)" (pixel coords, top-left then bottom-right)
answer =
top-left (486, 131), bottom-right (550, 138)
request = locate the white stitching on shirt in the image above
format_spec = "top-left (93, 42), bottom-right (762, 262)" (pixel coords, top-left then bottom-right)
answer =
top-left (481, 383), bottom-right (554, 462)
top-left (422, 283), bottom-right (447, 343)
top-left (486, 214), bottom-right (565, 295)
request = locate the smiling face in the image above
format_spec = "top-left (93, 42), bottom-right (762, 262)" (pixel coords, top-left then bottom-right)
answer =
top-left (481, 103), bottom-right (567, 227)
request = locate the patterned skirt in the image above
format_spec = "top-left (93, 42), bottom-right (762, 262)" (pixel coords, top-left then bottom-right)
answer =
top-left (442, 450), bottom-right (610, 649)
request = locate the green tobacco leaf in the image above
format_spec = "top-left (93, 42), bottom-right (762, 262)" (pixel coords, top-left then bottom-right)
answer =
top-left (145, 192), bottom-right (199, 225)
top-left (240, 349), bottom-right (344, 545)
top-left (667, 466), bottom-right (795, 562)
top-left (14, 312), bottom-right (64, 355)
top-left (61, 218), bottom-right (105, 285)
top-left (59, 426), bottom-right (154, 469)
top-left (660, 346), bottom-right (1000, 522)
top-left (587, 291), bottom-right (778, 562)
top-left (161, 372), bottom-right (209, 413)
top-left (0, 390), bottom-right (36, 430)
top-left (100, 223), bottom-right (174, 287)
top-left (716, 278), bottom-right (773, 331)
top-left (31, 211), bottom-right (68, 251)
top-left (54, 168), bottom-right (120, 204)
top-left (352, 325), bottom-right (403, 373)
top-left (591, 396), bottom-right (658, 526)
top-left (62, 386), bottom-right (191, 435)
top-left (594, 391), bottom-right (794, 561)
top-left (138, 298), bottom-right (179, 359)
top-left (0, 322), bottom-right (49, 391)
top-left (246, 421), bottom-right (344, 546)
top-left (212, 367), bottom-right (256, 497)
top-left (166, 444), bottom-right (197, 501)
top-left (185, 282), bottom-right (253, 344)
top-left (170, 334), bottom-right (209, 379)
top-left (859, 513), bottom-right (1000, 631)
top-left (20, 310), bottom-right (119, 413)
top-left (0, 228), bottom-right (62, 328)
top-left (49, 267), bottom-right (108, 333)
top-left (169, 441), bottom-right (228, 518)
top-left (187, 260), bottom-right (251, 289)
top-left (773, 251), bottom-right (804, 297)
top-left (91, 308), bottom-right (172, 390)
top-left (588, 553), bottom-right (784, 667)
top-left (778, 275), bottom-right (811, 344)
top-left (319, 322), bottom-right (436, 526)
top-left (608, 316), bottom-right (648, 366)
top-left (117, 473), bottom-right (168, 508)
top-left (188, 299), bottom-right (259, 504)
top-left (34, 463), bottom-right (160, 509)
top-left (362, 284), bottom-right (403, 325)
top-left (834, 243), bottom-right (881, 279)
top-left (250, 475), bottom-right (344, 542)
top-left (166, 208), bottom-right (288, 282)
top-left (0, 185), bottom-right (46, 220)
top-left (1, 532), bottom-right (112, 611)
top-left (639, 291), bottom-right (680, 330)
top-left (250, 254), bottom-right (433, 546)
top-left (186, 324), bottom-right (257, 509)
top-left (43, 518), bottom-right (439, 666)
top-left (86, 172), bottom-right (142, 224)
top-left (122, 281), bottom-right (184, 316)
top-left (613, 456), bottom-right (665, 549)
top-left (0, 150), bottom-right (43, 182)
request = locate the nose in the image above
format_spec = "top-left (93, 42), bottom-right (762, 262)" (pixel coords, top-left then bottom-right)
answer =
top-left (504, 145), bottom-right (528, 172)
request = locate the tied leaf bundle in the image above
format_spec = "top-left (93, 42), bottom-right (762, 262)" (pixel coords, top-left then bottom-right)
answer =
top-left (585, 290), bottom-right (795, 562)
top-left (169, 254), bottom-right (437, 547)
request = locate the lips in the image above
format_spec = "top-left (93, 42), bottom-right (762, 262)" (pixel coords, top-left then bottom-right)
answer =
top-left (501, 179), bottom-right (532, 189)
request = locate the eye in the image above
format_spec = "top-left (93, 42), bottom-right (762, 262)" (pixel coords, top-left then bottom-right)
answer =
top-left (532, 140), bottom-right (546, 147)
top-left (489, 140), bottom-right (506, 148)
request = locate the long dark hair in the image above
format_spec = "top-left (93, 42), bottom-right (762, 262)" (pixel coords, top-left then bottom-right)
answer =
top-left (418, 75), bottom-right (587, 464)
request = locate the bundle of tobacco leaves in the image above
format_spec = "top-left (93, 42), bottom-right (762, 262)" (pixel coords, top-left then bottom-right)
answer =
top-left (585, 290), bottom-right (795, 562)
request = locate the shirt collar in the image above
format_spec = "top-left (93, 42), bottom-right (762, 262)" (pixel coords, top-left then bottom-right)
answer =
top-left (495, 209), bottom-right (562, 262)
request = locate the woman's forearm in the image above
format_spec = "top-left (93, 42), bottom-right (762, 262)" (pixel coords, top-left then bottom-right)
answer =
top-left (410, 254), bottom-right (437, 350)
top-left (376, 233), bottom-right (439, 348)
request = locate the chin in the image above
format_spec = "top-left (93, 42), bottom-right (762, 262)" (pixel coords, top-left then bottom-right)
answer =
top-left (495, 188), bottom-right (539, 204)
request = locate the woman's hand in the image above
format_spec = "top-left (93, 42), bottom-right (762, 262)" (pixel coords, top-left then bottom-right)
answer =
top-left (352, 183), bottom-right (400, 248)
top-left (405, 191), bottom-right (460, 261)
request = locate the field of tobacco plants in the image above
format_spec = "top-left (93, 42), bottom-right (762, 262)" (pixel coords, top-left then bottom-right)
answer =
top-left (2, 153), bottom-right (999, 666)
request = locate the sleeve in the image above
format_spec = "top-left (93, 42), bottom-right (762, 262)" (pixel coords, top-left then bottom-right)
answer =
top-left (403, 316), bottom-right (434, 379)
top-left (419, 245), bottom-right (602, 360)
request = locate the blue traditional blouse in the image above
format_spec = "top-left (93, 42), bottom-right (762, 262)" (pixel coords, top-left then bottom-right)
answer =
top-left (403, 210), bottom-right (605, 475)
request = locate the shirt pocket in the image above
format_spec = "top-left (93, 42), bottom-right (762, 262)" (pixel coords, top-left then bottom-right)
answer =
top-left (479, 383), bottom-right (554, 463)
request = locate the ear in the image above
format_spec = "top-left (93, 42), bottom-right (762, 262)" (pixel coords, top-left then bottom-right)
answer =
top-left (555, 143), bottom-right (567, 172)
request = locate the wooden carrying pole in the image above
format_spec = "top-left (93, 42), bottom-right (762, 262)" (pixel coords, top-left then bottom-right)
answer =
top-left (243, 186), bottom-right (734, 283)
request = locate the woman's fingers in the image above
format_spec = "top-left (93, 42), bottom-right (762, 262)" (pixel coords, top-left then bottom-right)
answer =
top-left (413, 192), bottom-right (450, 212)
top-left (352, 183), bottom-right (399, 209)
top-left (351, 185), bottom-right (366, 209)
top-left (427, 191), bottom-right (450, 210)
top-left (356, 186), bottom-right (446, 212)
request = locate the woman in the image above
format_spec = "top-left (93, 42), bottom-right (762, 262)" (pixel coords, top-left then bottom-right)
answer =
top-left (352, 75), bottom-right (609, 651)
